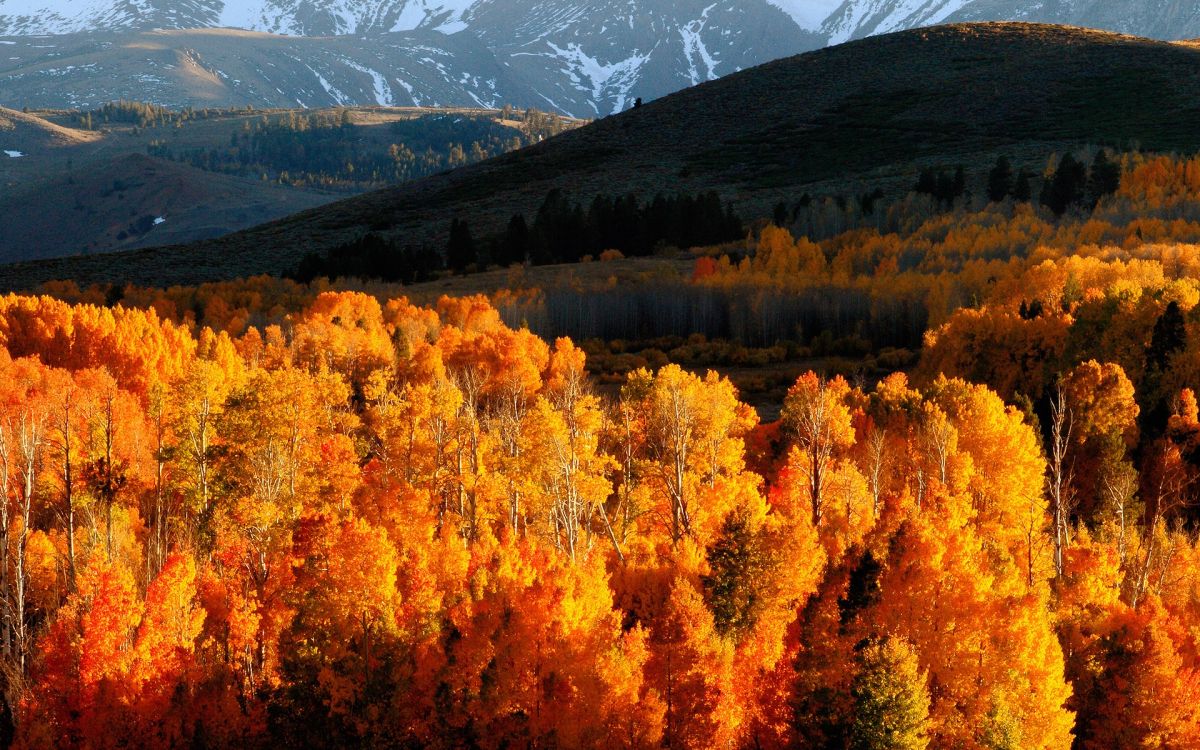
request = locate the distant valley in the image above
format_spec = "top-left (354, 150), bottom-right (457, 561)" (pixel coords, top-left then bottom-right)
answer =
top-left (0, 102), bottom-right (579, 262)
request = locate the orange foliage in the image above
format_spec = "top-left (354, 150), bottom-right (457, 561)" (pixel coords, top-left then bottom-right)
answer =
top-left (2, 283), bottom-right (1199, 749)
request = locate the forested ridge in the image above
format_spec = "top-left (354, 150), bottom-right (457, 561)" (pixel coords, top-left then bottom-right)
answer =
top-left (5, 151), bottom-right (1200, 748)
top-left (145, 107), bottom-right (573, 191)
top-left (58, 101), bottom-right (578, 193)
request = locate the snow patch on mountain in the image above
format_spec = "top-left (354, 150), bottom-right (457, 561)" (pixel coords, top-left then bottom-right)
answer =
top-left (393, 75), bottom-right (419, 105)
top-left (340, 56), bottom-right (395, 105)
top-left (217, 0), bottom-right (268, 31)
top-left (876, 0), bottom-right (971, 33)
top-left (389, 0), bottom-right (475, 33)
top-left (765, 0), bottom-right (842, 30)
top-left (545, 40), bottom-right (650, 115)
top-left (0, 0), bottom-right (119, 34)
top-left (679, 3), bottom-right (720, 85)
top-left (824, 0), bottom-right (972, 44)
top-left (304, 61), bottom-right (351, 104)
top-left (214, 0), bottom-right (479, 35)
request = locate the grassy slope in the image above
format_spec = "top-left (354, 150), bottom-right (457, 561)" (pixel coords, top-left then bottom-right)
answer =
top-left (0, 106), bottom-right (100, 147)
top-left (0, 105), bottom-right (576, 265)
top-left (0, 106), bottom-right (342, 262)
top-left (0, 152), bottom-right (335, 263)
top-left (6, 22), bottom-right (1200, 289)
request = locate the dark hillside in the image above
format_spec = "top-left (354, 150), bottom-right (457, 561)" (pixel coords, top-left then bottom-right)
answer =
top-left (8, 22), bottom-right (1200, 288)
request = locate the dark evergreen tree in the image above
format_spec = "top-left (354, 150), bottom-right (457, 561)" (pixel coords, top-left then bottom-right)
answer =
top-left (1148, 301), bottom-right (1188, 375)
top-left (849, 638), bottom-right (931, 750)
top-left (526, 188), bottom-right (742, 264)
top-left (1087, 150), bottom-right (1122, 207)
top-left (987, 155), bottom-right (1014, 203)
top-left (499, 214), bottom-right (530, 266)
top-left (289, 234), bottom-right (441, 284)
top-left (446, 218), bottom-right (477, 273)
top-left (773, 201), bottom-right (790, 228)
top-left (839, 550), bottom-right (882, 627)
top-left (701, 511), bottom-right (771, 639)
top-left (532, 189), bottom-right (586, 263)
top-left (915, 168), bottom-right (937, 196)
top-left (918, 166), bottom-right (966, 207)
top-left (936, 171), bottom-right (955, 204)
top-left (860, 188), bottom-right (884, 215)
top-left (1142, 300), bottom-right (1189, 435)
top-left (1013, 168), bottom-right (1033, 202)
top-left (1040, 153), bottom-right (1087, 216)
top-left (952, 165), bottom-right (966, 200)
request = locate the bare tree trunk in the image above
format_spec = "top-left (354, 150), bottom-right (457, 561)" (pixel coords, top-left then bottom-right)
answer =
top-left (1048, 387), bottom-right (1073, 580)
top-left (923, 416), bottom-right (952, 487)
top-left (103, 395), bottom-right (116, 560)
top-left (55, 389), bottom-right (76, 585)
top-left (1132, 471), bottom-right (1181, 609)
top-left (661, 384), bottom-right (693, 544)
top-left (0, 426), bottom-right (12, 662)
top-left (498, 383), bottom-right (527, 537)
top-left (598, 503), bottom-right (625, 564)
top-left (1101, 466), bottom-right (1137, 569)
top-left (152, 392), bottom-right (168, 578)
top-left (1154, 522), bottom-right (1183, 598)
top-left (866, 428), bottom-right (886, 518)
top-left (197, 396), bottom-right (211, 514)
top-left (787, 378), bottom-right (839, 528)
top-left (14, 412), bottom-right (43, 674)
top-left (1131, 530), bottom-right (1155, 611)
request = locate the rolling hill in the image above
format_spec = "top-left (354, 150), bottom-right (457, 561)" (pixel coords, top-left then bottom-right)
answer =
top-left (0, 151), bottom-right (335, 263)
top-left (0, 104), bottom-right (343, 261)
top-left (7, 22), bottom-right (1200, 289)
top-left (0, 103), bottom-right (580, 263)
top-left (0, 104), bottom-right (98, 147)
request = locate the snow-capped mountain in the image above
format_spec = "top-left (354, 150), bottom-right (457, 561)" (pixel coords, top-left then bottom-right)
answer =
top-left (0, 0), bottom-right (820, 116)
top-left (2, 0), bottom-right (1199, 117)
top-left (463, 0), bottom-right (819, 115)
top-left (948, 0), bottom-right (1200, 40)
top-left (0, 0), bottom-right (217, 35)
top-left (0, 28), bottom-right (533, 111)
top-left (214, 0), bottom-right (475, 36)
top-left (766, 0), bottom-right (849, 31)
top-left (819, 0), bottom-right (1200, 44)
top-left (822, 0), bottom-right (973, 44)
top-left (0, 0), bottom-right (482, 36)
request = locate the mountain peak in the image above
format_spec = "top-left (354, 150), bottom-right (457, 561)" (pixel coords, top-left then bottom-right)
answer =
top-left (3, 1), bottom-right (1200, 118)
top-left (765, 0), bottom-right (843, 31)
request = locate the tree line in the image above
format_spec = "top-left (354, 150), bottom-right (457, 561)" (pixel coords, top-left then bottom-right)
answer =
top-left (290, 189), bottom-right (744, 282)
top-left (71, 100), bottom-right (233, 131)
top-left (447, 189), bottom-right (744, 272)
top-left (147, 110), bottom-right (539, 190)
top-left (916, 150), bottom-right (1122, 214)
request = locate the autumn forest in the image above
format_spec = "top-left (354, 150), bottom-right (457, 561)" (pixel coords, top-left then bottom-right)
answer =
top-left (3, 148), bottom-right (1200, 750)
